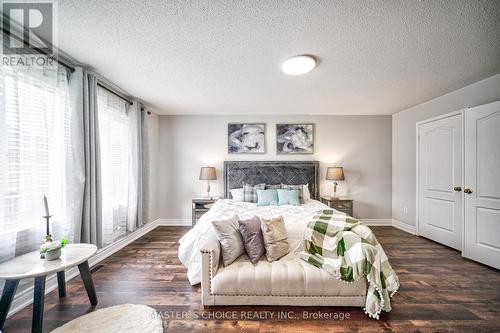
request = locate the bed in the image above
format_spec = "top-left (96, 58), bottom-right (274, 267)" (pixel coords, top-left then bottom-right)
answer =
top-left (178, 161), bottom-right (367, 307)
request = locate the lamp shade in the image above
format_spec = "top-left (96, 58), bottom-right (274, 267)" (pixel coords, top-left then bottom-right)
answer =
top-left (199, 167), bottom-right (217, 180)
top-left (326, 167), bottom-right (344, 181)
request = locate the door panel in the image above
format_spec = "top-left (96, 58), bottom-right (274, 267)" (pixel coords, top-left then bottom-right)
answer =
top-left (418, 113), bottom-right (463, 250)
top-left (426, 127), bottom-right (455, 192)
top-left (464, 101), bottom-right (500, 269)
top-left (426, 198), bottom-right (454, 232)
top-left (477, 111), bottom-right (500, 199)
top-left (476, 207), bottom-right (500, 250)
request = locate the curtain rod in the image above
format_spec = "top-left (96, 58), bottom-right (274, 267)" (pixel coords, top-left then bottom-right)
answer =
top-left (1, 27), bottom-right (76, 73)
top-left (1, 23), bottom-right (152, 114)
top-left (97, 81), bottom-right (134, 105)
top-left (97, 81), bottom-right (151, 115)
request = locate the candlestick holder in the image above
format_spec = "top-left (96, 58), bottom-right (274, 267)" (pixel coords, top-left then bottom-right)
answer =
top-left (43, 215), bottom-right (53, 243)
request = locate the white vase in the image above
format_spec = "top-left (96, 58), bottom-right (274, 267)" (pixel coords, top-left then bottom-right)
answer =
top-left (45, 248), bottom-right (61, 260)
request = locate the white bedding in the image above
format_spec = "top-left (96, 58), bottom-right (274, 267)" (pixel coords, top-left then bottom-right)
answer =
top-left (178, 198), bottom-right (330, 285)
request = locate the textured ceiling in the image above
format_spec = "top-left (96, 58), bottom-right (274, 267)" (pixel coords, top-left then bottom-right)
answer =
top-left (56, 0), bottom-right (500, 115)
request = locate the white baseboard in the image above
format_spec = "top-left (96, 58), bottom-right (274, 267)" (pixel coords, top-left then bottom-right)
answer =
top-left (360, 219), bottom-right (392, 226)
top-left (360, 218), bottom-right (416, 235)
top-left (158, 219), bottom-right (191, 226)
top-left (391, 219), bottom-right (417, 235)
top-left (159, 219), bottom-right (398, 228)
top-left (155, 218), bottom-right (417, 235)
top-left (6, 218), bottom-right (162, 318)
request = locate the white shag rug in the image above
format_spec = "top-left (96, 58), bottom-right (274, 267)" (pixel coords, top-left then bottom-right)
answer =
top-left (51, 304), bottom-right (163, 333)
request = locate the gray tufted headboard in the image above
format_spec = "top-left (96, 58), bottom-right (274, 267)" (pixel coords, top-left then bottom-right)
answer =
top-left (224, 161), bottom-right (320, 200)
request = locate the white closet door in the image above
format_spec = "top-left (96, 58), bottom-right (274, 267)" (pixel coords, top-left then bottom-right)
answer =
top-left (418, 113), bottom-right (463, 250)
top-left (464, 101), bottom-right (500, 269)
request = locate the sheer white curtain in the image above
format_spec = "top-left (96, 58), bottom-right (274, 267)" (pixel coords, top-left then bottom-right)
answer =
top-left (0, 65), bottom-right (79, 263)
top-left (96, 86), bottom-right (133, 246)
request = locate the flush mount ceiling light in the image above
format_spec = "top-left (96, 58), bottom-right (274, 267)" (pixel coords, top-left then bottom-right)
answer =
top-left (282, 55), bottom-right (317, 75)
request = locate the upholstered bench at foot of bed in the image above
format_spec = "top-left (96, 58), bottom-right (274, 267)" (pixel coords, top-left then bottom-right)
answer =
top-left (200, 238), bottom-right (367, 307)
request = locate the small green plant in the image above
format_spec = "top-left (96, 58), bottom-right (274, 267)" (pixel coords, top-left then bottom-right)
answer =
top-left (40, 238), bottom-right (69, 254)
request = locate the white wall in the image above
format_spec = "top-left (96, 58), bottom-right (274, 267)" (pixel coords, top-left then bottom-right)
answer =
top-left (158, 115), bottom-right (392, 222)
top-left (392, 73), bottom-right (500, 226)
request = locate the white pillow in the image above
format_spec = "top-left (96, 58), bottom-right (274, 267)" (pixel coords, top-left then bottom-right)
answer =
top-left (230, 188), bottom-right (244, 202)
top-left (302, 184), bottom-right (311, 201)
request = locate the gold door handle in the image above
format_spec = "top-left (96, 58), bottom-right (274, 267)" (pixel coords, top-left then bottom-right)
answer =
top-left (464, 188), bottom-right (473, 194)
top-left (453, 186), bottom-right (462, 192)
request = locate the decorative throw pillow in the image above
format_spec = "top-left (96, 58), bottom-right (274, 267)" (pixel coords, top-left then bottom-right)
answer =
top-left (230, 188), bottom-right (244, 202)
top-left (260, 216), bottom-right (289, 262)
top-left (256, 189), bottom-right (278, 206)
top-left (302, 184), bottom-right (311, 201)
top-left (212, 215), bottom-right (244, 266)
top-left (243, 183), bottom-right (266, 203)
top-left (238, 216), bottom-right (265, 264)
top-left (281, 184), bottom-right (304, 203)
top-left (277, 189), bottom-right (301, 206)
top-left (265, 184), bottom-right (281, 190)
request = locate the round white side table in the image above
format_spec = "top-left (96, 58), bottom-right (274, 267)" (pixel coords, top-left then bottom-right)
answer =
top-left (0, 244), bottom-right (98, 333)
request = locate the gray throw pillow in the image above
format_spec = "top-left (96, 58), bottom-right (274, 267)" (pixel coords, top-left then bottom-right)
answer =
top-left (238, 216), bottom-right (265, 264)
top-left (243, 183), bottom-right (266, 203)
top-left (260, 216), bottom-right (289, 262)
top-left (265, 184), bottom-right (281, 190)
top-left (281, 184), bottom-right (304, 203)
top-left (212, 215), bottom-right (244, 266)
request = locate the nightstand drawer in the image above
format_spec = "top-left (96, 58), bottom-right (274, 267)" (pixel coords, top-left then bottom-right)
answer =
top-left (192, 202), bottom-right (214, 210)
top-left (335, 208), bottom-right (352, 215)
top-left (192, 198), bottom-right (217, 226)
top-left (194, 210), bottom-right (208, 220)
top-left (320, 197), bottom-right (354, 217)
top-left (330, 201), bottom-right (352, 210)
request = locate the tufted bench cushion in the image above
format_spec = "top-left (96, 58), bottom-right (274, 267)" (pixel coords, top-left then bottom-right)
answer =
top-left (200, 236), bottom-right (367, 306)
top-left (210, 255), bottom-right (367, 296)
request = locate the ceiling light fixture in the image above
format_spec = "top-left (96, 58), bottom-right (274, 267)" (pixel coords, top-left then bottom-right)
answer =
top-left (282, 55), bottom-right (317, 75)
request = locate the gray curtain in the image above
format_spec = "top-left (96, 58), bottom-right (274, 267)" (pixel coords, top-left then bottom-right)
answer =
top-left (69, 68), bottom-right (150, 246)
top-left (126, 101), bottom-right (142, 232)
top-left (141, 109), bottom-right (150, 226)
top-left (125, 101), bottom-right (151, 230)
top-left (70, 67), bottom-right (102, 247)
top-left (83, 72), bottom-right (103, 247)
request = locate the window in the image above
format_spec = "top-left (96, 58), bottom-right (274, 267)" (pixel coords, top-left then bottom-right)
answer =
top-left (0, 65), bottom-right (74, 263)
top-left (97, 86), bottom-right (131, 246)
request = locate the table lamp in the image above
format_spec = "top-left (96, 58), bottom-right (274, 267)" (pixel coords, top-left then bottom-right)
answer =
top-left (326, 167), bottom-right (345, 199)
top-left (199, 167), bottom-right (217, 198)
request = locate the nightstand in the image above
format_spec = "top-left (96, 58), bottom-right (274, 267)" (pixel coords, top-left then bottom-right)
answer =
top-left (192, 198), bottom-right (217, 226)
top-left (320, 197), bottom-right (354, 217)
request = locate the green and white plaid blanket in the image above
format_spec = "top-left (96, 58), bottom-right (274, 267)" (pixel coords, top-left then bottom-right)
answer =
top-left (300, 209), bottom-right (400, 319)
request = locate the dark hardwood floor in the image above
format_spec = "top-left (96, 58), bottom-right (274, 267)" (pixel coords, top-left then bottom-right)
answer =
top-left (3, 226), bottom-right (500, 332)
